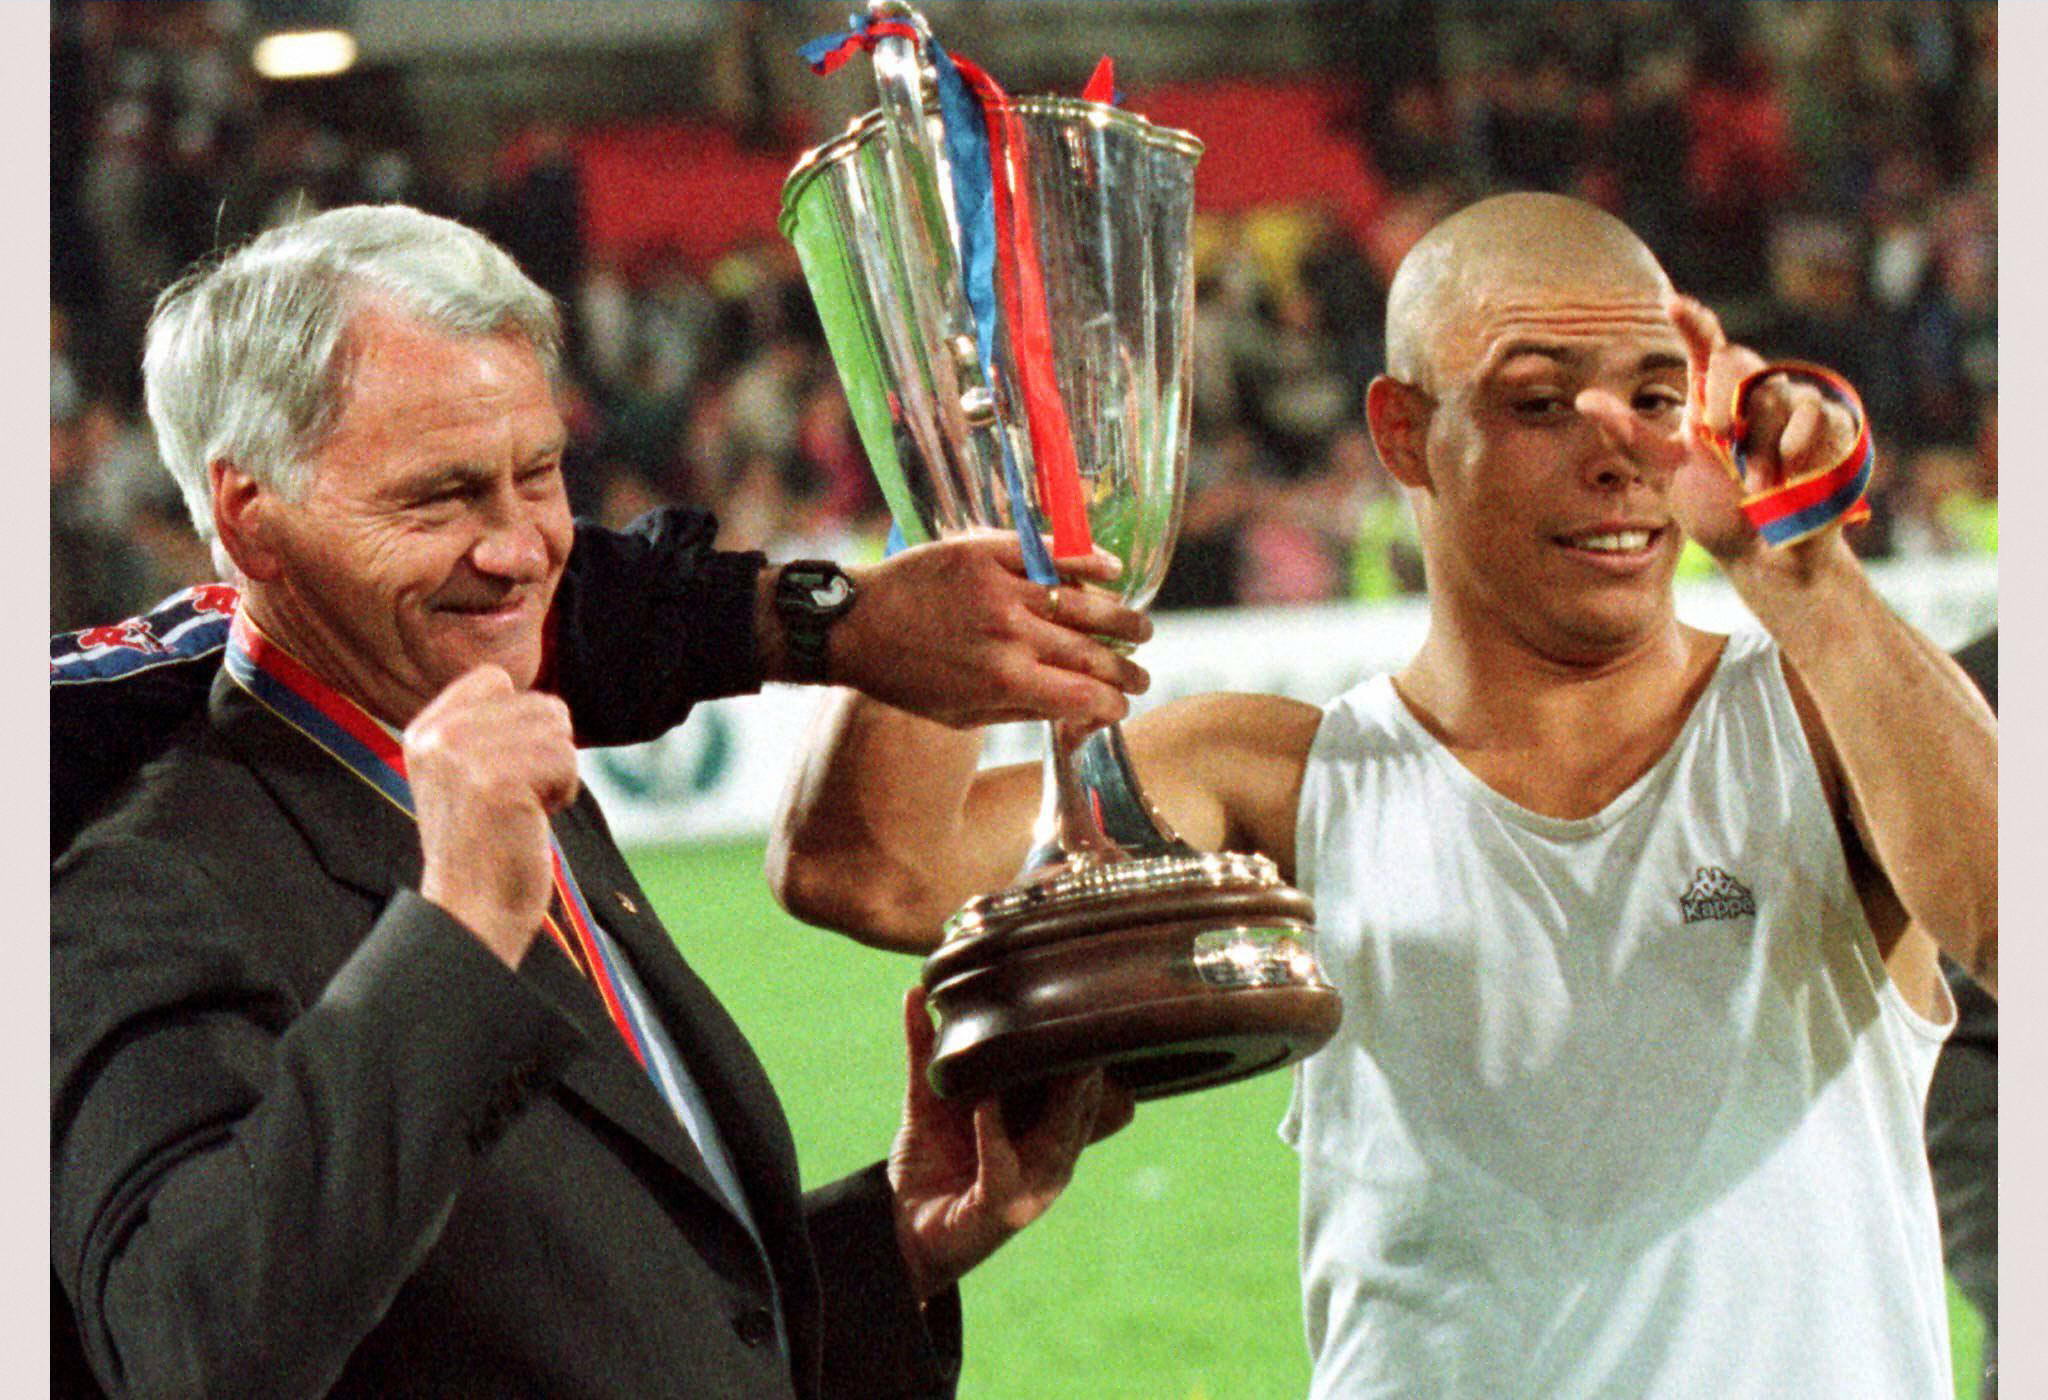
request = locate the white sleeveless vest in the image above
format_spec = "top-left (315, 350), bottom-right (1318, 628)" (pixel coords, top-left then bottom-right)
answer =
top-left (1283, 630), bottom-right (1954, 1398)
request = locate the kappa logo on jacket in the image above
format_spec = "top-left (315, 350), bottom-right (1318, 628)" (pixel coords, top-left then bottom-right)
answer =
top-left (1679, 866), bottom-right (1758, 924)
top-left (51, 583), bottom-right (240, 682)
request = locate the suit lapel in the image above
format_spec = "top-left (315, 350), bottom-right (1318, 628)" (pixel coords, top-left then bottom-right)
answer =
top-left (551, 799), bottom-right (816, 1295)
top-left (606, 907), bottom-right (803, 1205)
top-left (520, 930), bottom-right (753, 1217)
top-left (211, 671), bottom-right (422, 902)
top-left (210, 674), bottom-right (756, 1228)
top-left (610, 916), bottom-right (825, 1359)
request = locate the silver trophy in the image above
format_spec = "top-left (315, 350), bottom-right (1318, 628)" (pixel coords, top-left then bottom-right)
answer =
top-left (781, 1), bottom-right (1339, 1100)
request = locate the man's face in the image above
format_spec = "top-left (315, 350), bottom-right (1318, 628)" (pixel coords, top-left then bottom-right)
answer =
top-left (1411, 274), bottom-right (1691, 661)
top-left (242, 307), bottom-right (572, 724)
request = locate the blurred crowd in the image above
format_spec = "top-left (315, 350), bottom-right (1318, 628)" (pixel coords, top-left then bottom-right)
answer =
top-left (52, 0), bottom-right (1997, 631)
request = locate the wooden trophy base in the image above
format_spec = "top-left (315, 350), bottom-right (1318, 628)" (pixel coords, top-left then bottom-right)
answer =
top-left (920, 852), bottom-right (1342, 1101)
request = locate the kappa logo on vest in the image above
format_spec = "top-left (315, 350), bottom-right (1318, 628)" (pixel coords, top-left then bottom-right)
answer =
top-left (1680, 866), bottom-right (1757, 924)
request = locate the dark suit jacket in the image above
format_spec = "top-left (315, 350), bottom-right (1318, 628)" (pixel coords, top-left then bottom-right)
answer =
top-left (52, 672), bottom-right (960, 1399)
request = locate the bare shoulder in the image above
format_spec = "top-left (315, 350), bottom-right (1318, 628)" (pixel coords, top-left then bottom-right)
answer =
top-left (1123, 692), bottom-right (1325, 870)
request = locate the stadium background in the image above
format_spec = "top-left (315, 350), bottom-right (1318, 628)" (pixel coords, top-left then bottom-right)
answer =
top-left (51, 2), bottom-right (1995, 1395)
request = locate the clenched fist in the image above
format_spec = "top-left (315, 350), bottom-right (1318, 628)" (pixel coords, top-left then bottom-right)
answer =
top-left (404, 665), bottom-right (581, 967)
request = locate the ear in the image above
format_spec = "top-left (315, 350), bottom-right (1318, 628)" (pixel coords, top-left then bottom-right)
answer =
top-left (210, 461), bottom-right (286, 582)
top-left (1364, 375), bottom-right (1432, 491)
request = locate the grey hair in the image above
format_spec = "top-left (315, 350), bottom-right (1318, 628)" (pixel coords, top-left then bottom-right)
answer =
top-left (142, 204), bottom-right (562, 542)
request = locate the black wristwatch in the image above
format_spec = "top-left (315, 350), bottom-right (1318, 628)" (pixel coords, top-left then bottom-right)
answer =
top-left (772, 560), bottom-right (858, 684)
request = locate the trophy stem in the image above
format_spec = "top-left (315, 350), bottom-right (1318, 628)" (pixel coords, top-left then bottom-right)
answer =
top-left (1020, 718), bottom-right (1199, 879)
top-left (1023, 721), bottom-right (1124, 878)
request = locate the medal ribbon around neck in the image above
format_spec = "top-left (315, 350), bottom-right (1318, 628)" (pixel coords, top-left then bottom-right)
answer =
top-left (222, 611), bottom-right (651, 1070)
top-left (1693, 359), bottom-right (1875, 549)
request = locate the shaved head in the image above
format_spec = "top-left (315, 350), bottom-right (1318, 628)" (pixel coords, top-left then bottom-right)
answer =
top-left (1386, 194), bottom-right (1672, 389)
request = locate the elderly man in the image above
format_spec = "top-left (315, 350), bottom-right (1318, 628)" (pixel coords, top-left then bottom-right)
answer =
top-left (771, 193), bottom-right (1996, 1396)
top-left (51, 205), bottom-right (1150, 1399)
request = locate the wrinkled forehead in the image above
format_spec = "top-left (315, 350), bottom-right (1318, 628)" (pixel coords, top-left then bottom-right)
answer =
top-left (1432, 262), bottom-right (1683, 386)
top-left (1388, 198), bottom-right (1680, 389)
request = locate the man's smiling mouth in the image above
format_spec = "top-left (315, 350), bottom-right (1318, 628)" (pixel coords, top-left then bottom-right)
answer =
top-left (434, 592), bottom-right (531, 617)
top-left (1565, 528), bottom-right (1657, 553)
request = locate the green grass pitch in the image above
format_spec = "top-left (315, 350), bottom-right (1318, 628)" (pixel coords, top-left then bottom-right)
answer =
top-left (631, 839), bottom-right (1988, 1399)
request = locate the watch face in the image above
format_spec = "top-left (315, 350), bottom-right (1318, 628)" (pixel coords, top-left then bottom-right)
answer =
top-left (806, 573), bottom-right (852, 611)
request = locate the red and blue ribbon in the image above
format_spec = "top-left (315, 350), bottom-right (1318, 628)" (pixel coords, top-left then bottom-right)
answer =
top-left (802, 14), bottom-right (1113, 580)
top-left (797, 14), bottom-right (920, 75)
top-left (223, 611), bottom-right (653, 1070)
top-left (1714, 361), bottom-right (1874, 548)
top-left (1081, 56), bottom-right (1121, 107)
top-left (944, 49), bottom-right (1096, 566)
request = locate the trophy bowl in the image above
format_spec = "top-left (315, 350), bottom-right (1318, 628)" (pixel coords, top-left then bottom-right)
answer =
top-left (781, 1), bottom-right (1340, 1100)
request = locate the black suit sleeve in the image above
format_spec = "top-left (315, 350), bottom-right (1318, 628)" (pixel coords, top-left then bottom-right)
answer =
top-left (805, 1163), bottom-right (964, 1400)
top-left (546, 507), bottom-right (770, 746)
top-left (1926, 969), bottom-right (1996, 1325)
top-left (52, 839), bottom-right (586, 1399)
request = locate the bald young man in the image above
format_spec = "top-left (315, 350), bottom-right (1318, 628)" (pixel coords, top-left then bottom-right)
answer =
top-left (769, 194), bottom-right (1995, 1396)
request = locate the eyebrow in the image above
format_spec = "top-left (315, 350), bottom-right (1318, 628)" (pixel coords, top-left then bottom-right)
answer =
top-left (519, 436), bottom-right (570, 468)
top-left (1486, 342), bottom-right (1689, 376)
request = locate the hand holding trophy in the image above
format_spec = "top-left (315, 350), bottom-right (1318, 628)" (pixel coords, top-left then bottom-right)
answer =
top-left (781, 1), bottom-right (1340, 1101)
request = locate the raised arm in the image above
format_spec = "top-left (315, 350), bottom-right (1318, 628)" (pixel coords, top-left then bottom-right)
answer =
top-left (50, 509), bottom-right (758, 852)
top-left (1670, 297), bottom-right (1998, 1002)
top-left (768, 694), bottom-right (1017, 950)
top-left (556, 513), bottom-right (1152, 741)
top-left (768, 682), bottom-right (1324, 953)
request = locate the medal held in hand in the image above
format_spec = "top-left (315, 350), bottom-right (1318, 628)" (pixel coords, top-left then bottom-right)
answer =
top-left (782, 1), bottom-right (1339, 1101)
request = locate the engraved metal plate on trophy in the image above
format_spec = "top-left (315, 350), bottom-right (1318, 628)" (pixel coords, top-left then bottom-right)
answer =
top-left (780, 1), bottom-right (1340, 1100)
